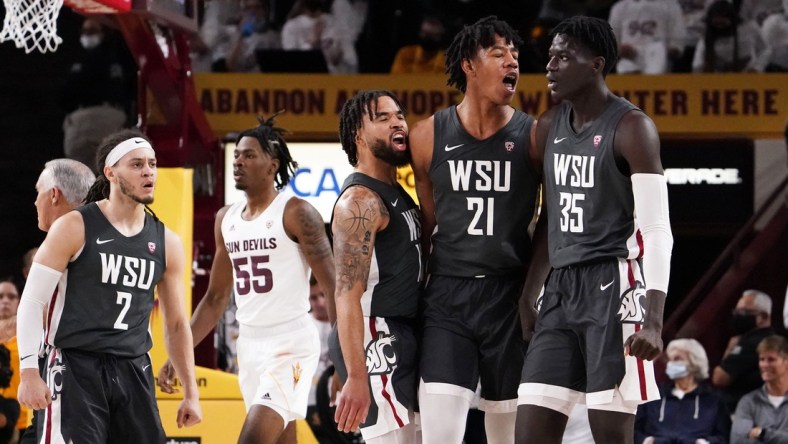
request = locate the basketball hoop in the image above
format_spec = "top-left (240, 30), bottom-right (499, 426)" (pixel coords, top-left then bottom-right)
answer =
top-left (0, 0), bottom-right (130, 53)
top-left (0, 0), bottom-right (65, 53)
top-left (65, 0), bottom-right (130, 15)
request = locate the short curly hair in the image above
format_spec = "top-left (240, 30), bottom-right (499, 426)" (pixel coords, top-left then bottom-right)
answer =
top-left (550, 16), bottom-right (618, 77)
top-left (445, 16), bottom-right (523, 93)
top-left (338, 90), bottom-right (405, 166)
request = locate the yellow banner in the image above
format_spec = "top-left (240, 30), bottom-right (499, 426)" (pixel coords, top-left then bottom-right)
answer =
top-left (194, 73), bottom-right (787, 139)
top-left (149, 168), bottom-right (193, 371)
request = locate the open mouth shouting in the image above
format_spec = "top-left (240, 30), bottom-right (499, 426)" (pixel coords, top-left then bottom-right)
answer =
top-left (392, 131), bottom-right (408, 151)
top-left (503, 72), bottom-right (518, 92)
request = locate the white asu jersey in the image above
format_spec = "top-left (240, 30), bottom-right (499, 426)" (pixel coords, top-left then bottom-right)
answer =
top-left (222, 191), bottom-right (311, 327)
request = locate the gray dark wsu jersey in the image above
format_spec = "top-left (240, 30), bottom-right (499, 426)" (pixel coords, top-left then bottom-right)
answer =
top-left (543, 96), bottom-right (643, 268)
top-left (331, 173), bottom-right (423, 319)
top-left (333, 173), bottom-right (422, 318)
top-left (48, 203), bottom-right (165, 356)
top-left (429, 106), bottom-right (538, 277)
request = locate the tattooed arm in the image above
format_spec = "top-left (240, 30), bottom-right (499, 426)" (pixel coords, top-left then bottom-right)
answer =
top-left (283, 197), bottom-right (337, 324)
top-left (330, 186), bottom-right (389, 433)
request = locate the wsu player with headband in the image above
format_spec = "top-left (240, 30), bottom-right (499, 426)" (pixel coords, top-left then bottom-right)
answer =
top-left (17, 129), bottom-right (201, 444)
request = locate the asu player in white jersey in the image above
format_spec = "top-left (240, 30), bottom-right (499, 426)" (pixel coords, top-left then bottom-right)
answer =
top-left (158, 115), bottom-right (336, 444)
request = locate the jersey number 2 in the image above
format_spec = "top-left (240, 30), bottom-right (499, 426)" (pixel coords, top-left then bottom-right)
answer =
top-left (114, 291), bottom-right (132, 330)
top-left (233, 255), bottom-right (273, 295)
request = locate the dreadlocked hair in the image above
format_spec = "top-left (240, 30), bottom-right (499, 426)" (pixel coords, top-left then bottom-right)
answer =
top-left (83, 128), bottom-right (159, 221)
top-left (445, 16), bottom-right (523, 93)
top-left (551, 16), bottom-right (618, 77)
top-left (237, 112), bottom-right (296, 190)
top-left (338, 90), bottom-right (405, 166)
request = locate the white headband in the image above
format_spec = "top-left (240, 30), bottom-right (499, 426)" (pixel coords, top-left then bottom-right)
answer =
top-left (105, 137), bottom-right (154, 167)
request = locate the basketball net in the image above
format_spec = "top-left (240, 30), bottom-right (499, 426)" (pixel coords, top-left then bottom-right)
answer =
top-left (0, 0), bottom-right (64, 53)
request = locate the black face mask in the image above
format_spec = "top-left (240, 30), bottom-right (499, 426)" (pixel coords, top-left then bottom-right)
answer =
top-left (419, 38), bottom-right (442, 53)
top-left (730, 313), bottom-right (757, 335)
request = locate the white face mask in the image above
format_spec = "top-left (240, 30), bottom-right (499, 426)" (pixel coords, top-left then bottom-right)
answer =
top-left (80, 35), bottom-right (102, 49)
top-left (666, 361), bottom-right (690, 380)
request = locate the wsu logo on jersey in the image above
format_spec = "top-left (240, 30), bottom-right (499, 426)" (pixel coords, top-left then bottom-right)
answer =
top-left (48, 356), bottom-right (66, 401)
top-left (618, 281), bottom-right (646, 324)
top-left (100, 253), bottom-right (156, 290)
top-left (365, 332), bottom-right (398, 375)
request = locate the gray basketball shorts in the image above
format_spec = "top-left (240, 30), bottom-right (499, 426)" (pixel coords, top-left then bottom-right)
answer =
top-left (38, 348), bottom-right (166, 444)
top-left (329, 316), bottom-right (417, 440)
top-left (420, 274), bottom-right (525, 411)
top-left (519, 258), bottom-right (659, 407)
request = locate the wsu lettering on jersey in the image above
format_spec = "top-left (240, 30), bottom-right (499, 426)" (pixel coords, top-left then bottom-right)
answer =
top-left (447, 160), bottom-right (512, 237)
top-left (553, 154), bottom-right (596, 188)
top-left (448, 160), bottom-right (511, 192)
top-left (553, 154), bottom-right (596, 233)
top-left (100, 253), bottom-right (156, 290)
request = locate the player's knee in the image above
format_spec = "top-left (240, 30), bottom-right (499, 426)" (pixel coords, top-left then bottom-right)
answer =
top-left (418, 385), bottom-right (471, 444)
top-left (514, 404), bottom-right (568, 444)
top-left (517, 393), bottom-right (575, 417)
top-left (484, 411), bottom-right (516, 444)
top-left (588, 409), bottom-right (635, 444)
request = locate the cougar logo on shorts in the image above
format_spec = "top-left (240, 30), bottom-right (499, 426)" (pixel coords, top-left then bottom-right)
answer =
top-left (48, 358), bottom-right (66, 401)
top-left (618, 281), bottom-right (646, 324)
top-left (366, 332), bottom-right (397, 375)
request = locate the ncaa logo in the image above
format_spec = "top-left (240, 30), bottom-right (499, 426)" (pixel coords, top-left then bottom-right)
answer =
top-left (266, 220), bottom-right (274, 229)
top-left (505, 141), bottom-right (514, 152)
top-left (148, 242), bottom-right (156, 253)
top-left (593, 135), bottom-right (602, 147)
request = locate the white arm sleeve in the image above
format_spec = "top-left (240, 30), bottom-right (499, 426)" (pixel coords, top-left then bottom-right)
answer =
top-left (17, 263), bottom-right (62, 369)
top-left (632, 173), bottom-right (673, 293)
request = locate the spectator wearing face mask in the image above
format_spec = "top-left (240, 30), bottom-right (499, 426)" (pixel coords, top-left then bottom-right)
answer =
top-left (635, 339), bottom-right (731, 444)
top-left (390, 14), bottom-right (447, 74)
top-left (59, 17), bottom-right (131, 174)
top-left (712, 290), bottom-right (775, 413)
